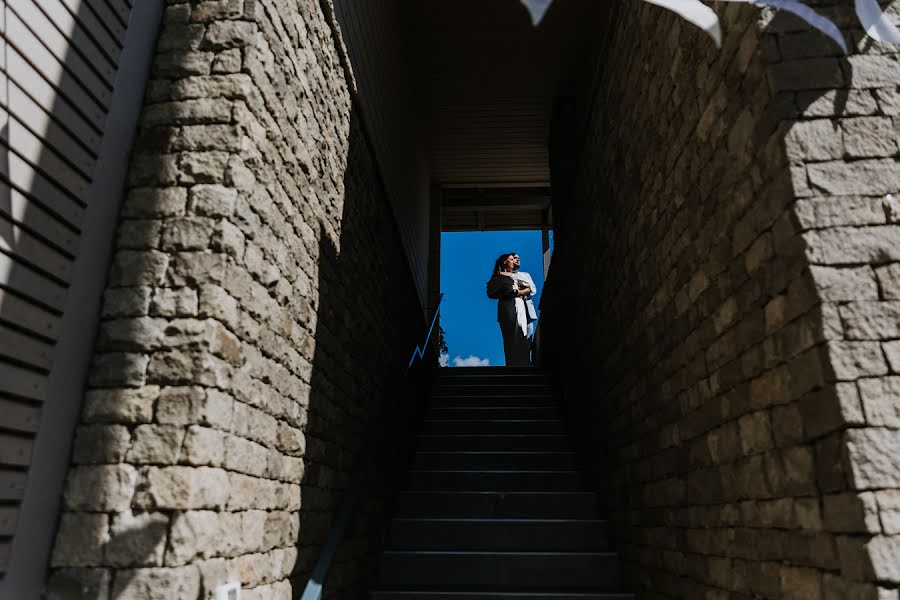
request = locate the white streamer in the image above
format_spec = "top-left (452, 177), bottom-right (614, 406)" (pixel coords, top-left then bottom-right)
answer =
top-left (713, 0), bottom-right (848, 52)
top-left (519, 0), bottom-right (552, 25)
top-left (856, 0), bottom-right (900, 44)
top-left (643, 0), bottom-right (722, 47)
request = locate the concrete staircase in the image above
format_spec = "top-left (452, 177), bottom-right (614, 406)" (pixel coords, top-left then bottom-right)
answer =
top-left (371, 367), bottom-right (633, 599)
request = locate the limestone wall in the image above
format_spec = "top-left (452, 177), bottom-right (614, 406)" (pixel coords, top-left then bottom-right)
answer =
top-left (45, 1), bottom-right (423, 598)
top-left (543, 2), bottom-right (900, 598)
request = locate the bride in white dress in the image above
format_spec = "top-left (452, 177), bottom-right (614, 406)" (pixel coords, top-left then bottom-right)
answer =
top-left (486, 253), bottom-right (537, 367)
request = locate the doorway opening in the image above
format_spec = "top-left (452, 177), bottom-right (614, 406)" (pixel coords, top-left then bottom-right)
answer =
top-left (439, 229), bottom-right (553, 367)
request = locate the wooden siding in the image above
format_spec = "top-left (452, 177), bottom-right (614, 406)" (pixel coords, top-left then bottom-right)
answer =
top-left (332, 0), bottom-right (430, 306)
top-left (0, 0), bottom-right (160, 592)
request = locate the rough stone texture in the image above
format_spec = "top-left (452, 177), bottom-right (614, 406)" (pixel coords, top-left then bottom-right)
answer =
top-left (544, 2), bottom-right (900, 598)
top-left (48, 1), bottom-right (423, 597)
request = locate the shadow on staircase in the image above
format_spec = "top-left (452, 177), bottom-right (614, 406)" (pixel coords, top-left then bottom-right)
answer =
top-left (370, 366), bottom-right (634, 599)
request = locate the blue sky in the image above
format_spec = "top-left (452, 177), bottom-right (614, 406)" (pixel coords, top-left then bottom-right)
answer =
top-left (439, 230), bottom-right (549, 367)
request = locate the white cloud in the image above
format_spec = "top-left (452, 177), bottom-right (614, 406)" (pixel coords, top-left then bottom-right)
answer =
top-left (439, 353), bottom-right (449, 367)
top-left (452, 355), bottom-right (490, 367)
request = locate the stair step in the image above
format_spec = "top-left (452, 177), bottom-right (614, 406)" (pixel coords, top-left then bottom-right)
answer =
top-left (378, 551), bottom-right (621, 590)
top-left (422, 420), bottom-right (564, 435)
top-left (372, 593), bottom-right (634, 599)
top-left (426, 407), bottom-right (559, 420)
top-left (433, 384), bottom-right (554, 397)
top-left (406, 470), bottom-right (583, 492)
top-left (441, 367), bottom-right (540, 376)
top-left (417, 435), bottom-right (570, 452)
top-left (413, 452), bottom-right (577, 471)
top-left (429, 396), bottom-right (555, 408)
top-left (433, 374), bottom-right (550, 387)
top-left (394, 492), bottom-right (598, 519)
top-left (386, 519), bottom-right (609, 551)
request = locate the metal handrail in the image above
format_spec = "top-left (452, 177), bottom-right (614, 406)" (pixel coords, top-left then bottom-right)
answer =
top-left (300, 293), bottom-right (444, 600)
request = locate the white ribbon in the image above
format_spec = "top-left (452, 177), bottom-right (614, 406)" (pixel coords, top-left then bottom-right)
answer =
top-left (519, 0), bottom-right (553, 25)
top-left (643, 0), bottom-right (723, 47)
top-left (522, 0), bottom-right (893, 52)
top-left (856, 0), bottom-right (900, 44)
top-left (720, 0), bottom-right (848, 52)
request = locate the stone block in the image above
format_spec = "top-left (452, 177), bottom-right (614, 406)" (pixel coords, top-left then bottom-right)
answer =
top-left (168, 251), bottom-right (228, 286)
top-left (784, 119), bottom-right (843, 161)
top-left (772, 403), bottom-right (804, 447)
top-left (109, 250), bottom-right (170, 288)
top-left (224, 434), bottom-right (267, 476)
top-left (845, 428), bottom-right (900, 489)
top-left (857, 377), bottom-right (900, 427)
top-left (189, 184), bottom-right (238, 216)
top-left (824, 492), bottom-right (882, 533)
top-left (738, 410), bottom-right (774, 455)
top-left (822, 573), bottom-right (890, 600)
top-left (868, 535), bottom-right (900, 582)
top-left (165, 511), bottom-right (221, 565)
top-left (876, 86), bottom-right (900, 115)
top-left (795, 196), bottom-right (885, 230)
top-left (156, 386), bottom-right (233, 429)
top-left (182, 425), bottom-right (226, 466)
top-left (127, 425), bottom-right (186, 465)
top-left (102, 287), bottom-right (153, 318)
top-left (770, 58), bottom-right (844, 92)
top-left (798, 89), bottom-right (878, 117)
top-left (875, 263), bottom-right (900, 299)
top-left (161, 217), bottom-right (216, 251)
top-left (116, 220), bottom-right (162, 250)
top-left (779, 566), bottom-right (822, 599)
top-left (276, 422), bottom-right (305, 457)
top-left (64, 465), bottom-right (137, 511)
top-left (212, 48), bottom-right (242, 73)
top-left (106, 510), bottom-right (170, 567)
top-left (212, 220), bottom-right (246, 258)
top-left (134, 466), bottom-right (230, 509)
top-left (840, 302), bottom-right (900, 340)
top-left (127, 154), bottom-right (180, 187)
top-left (110, 565), bottom-right (201, 600)
top-left (826, 341), bottom-right (888, 380)
top-left (799, 383), bottom-right (865, 439)
top-left (883, 341), bottom-right (900, 373)
top-left (846, 55), bottom-right (900, 88)
top-left (178, 151), bottom-right (230, 184)
top-left (51, 513), bottom-right (108, 567)
top-left (876, 490), bottom-right (900, 535)
top-left (122, 187), bottom-right (188, 218)
top-left (766, 446), bottom-right (817, 496)
top-left (842, 117), bottom-right (898, 158)
top-left (45, 568), bottom-right (111, 600)
top-left (99, 317), bottom-right (167, 352)
top-left (807, 161), bottom-right (900, 196)
top-left (203, 20), bottom-right (256, 49)
top-left (808, 266), bottom-right (879, 301)
top-left (83, 386), bottom-right (158, 424)
top-left (147, 350), bottom-right (233, 388)
top-left (151, 287), bottom-right (199, 317)
top-left (72, 424), bottom-right (131, 464)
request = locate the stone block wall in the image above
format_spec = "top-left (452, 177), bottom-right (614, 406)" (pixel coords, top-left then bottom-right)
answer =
top-left (544, 2), bottom-right (900, 598)
top-left (45, 1), bottom-right (423, 598)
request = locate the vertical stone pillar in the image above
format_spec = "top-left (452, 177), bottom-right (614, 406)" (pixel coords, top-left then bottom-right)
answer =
top-left (45, 1), bottom-right (423, 598)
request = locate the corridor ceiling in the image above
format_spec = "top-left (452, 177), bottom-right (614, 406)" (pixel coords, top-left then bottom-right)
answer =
top-left (404, 0), bottom-right (606, 188)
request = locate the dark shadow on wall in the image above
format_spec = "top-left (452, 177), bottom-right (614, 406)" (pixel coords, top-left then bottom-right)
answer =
top-left (541, 3), bottom-right (864, 599)
top-left (289, 110), bottom-right (427, 599)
